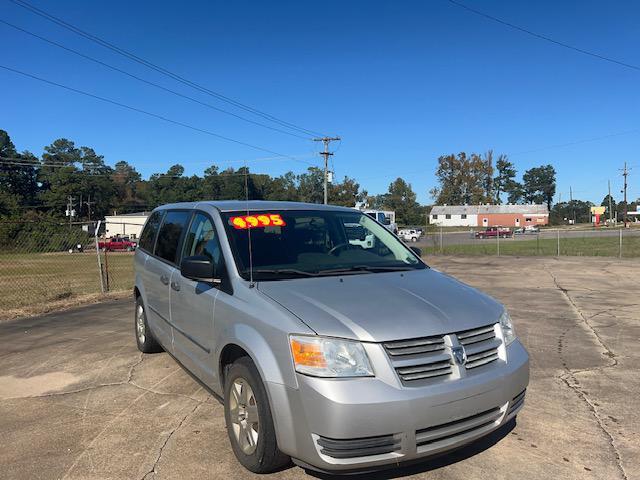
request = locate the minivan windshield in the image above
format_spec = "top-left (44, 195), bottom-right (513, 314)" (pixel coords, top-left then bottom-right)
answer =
top-left (221, 209), bottom-right (426, 281)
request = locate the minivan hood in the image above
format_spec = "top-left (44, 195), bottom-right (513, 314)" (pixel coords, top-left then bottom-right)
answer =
top-left (258, 268), bottom-right (503, 342)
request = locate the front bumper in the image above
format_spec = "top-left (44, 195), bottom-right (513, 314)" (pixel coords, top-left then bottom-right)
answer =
top-left (267, 339), bottom-right (529, 473)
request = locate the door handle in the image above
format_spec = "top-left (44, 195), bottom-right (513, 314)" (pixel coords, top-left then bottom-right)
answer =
top-left (170, 281), bottom-right (181, 292)
top-left (160, 274), bottom-right (169, 285)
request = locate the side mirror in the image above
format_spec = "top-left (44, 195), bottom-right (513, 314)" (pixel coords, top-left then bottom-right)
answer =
top-left (180, 255), bottom-right (219, 283)
top-left (410, 246), bottom-right (422, 257)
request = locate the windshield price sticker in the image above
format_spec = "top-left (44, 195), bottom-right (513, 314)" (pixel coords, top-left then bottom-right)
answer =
top-left (230, 213), bottom-right (286, 229)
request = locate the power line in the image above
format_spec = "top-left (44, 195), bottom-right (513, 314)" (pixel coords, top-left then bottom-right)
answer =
top-left (9, 0), bottom-right (326, 138)
top-left (0, 63), bottom-right (308, 160)
top-left (0, 152), bottom-right (318, 170)
top-left (0, 19), bottom-right (311, 141)
top-left (446, 0), bottom-right (640, 73)
top-left (510, 128), bottom-right (640, 156)
top-left (0, 156), bottom-right (318, 179)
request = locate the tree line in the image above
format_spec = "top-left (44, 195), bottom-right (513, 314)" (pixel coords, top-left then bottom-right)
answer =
top-left (2, 129), bottom-right (636, 229)
top-left (0, 129), bottom-right (366, 220)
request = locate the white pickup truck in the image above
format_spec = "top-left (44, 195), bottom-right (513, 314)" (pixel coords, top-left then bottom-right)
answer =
top-left (398, 228), bottom-right (422, 242)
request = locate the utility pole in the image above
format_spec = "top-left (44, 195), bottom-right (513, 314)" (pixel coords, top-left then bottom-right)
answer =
top-left (621, 162), bottom-right (629, 228)
top-left (608, 180), bottom-right (613, 224)
top-left (66, 195), bottom-right (76, 229)
top-left (569, 186), bottom-right (576, 224)
top-left (313, 136), bottom-right (341, 204)
top-left (84, 194), bottom-right (95, 221)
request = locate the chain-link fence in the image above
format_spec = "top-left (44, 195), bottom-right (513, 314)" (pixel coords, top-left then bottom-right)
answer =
top-left (414, 226), bottom-right (640, 258)
top-left (2, 219), bottom-right (639, 316)
top-left (0, 219), bottom-right (141, 316)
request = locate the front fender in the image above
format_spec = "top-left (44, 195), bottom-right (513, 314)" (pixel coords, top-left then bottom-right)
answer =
top-left (217, 323), bottom-right (297, 389)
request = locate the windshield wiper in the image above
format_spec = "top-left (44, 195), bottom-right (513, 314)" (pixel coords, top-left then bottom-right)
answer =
top-left (317, 265), bottom-right (416, 275)
top-left (248, 268), bottom-right (320, 278)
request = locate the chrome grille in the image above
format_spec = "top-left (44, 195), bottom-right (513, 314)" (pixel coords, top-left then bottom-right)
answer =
top-left (459, 325), bottom-right (500, 370)
top-left (383, 336), bottom-right (445, 356)
top-left (396, 359), bottom-right (452, 381)
top-left (457, 324), bottom-right (496, 346)
top-left (384, 335), bottom-right (449, 383)
top-left (384, 323), bottom-right (501, 384)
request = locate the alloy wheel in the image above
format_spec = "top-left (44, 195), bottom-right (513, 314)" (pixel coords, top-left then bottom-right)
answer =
top-left (136, 304), bottom-right (146, 344)
top-left (229, 378), bottom-right (260, 455)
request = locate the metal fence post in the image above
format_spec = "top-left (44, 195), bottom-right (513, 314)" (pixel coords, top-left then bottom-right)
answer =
top-left (103, 244), bottom-right (110, 293)
top-left (497, 231), bottom-right (500, 256)
top-left (619, 229), bottom-right (623, 258)
top-left (95, 220), bottom-right (105, 293)
top-left (439, 227), bottom-right (443, 254)
top-left (557, 228), bottom-right (560, 257)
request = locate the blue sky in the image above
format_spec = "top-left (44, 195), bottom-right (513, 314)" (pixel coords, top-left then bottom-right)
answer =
top-left (2, 0), bottom-right (638, 204)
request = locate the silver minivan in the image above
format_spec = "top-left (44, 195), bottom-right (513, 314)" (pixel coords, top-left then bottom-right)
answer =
top-left (134, 201), bottom-right (529, 474)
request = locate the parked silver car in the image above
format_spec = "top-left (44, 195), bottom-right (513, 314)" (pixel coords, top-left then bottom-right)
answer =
top-left (134, 201), bottom-right (529, 474)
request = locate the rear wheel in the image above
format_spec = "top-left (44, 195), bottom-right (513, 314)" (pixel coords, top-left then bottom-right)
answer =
top-left (224, 357), bottom-right (290, 473)
top-left (134, 296), bottom-right (163, 353)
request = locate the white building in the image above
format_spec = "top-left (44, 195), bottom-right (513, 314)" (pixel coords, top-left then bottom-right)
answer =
top-left (428, 205), bottom-right (477, 227)
top-left (104, 212), bottom-right (150, 239)
top-left (429, 204), bottom-right (549, 227)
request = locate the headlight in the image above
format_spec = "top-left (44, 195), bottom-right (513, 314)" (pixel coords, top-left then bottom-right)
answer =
top-left (499, 310), bottom-right (517, 346)
top-left (289, 335), bottom-right (374, 377)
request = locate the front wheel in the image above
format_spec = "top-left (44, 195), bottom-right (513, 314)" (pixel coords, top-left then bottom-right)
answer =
top-left (134, 296), bottom-right (163, 353)
top-left (224, 357), bottom-right (290, 473)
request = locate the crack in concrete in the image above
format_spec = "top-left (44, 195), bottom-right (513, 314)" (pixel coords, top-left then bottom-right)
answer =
top-left (558, 373), bottom-right (628, 480)
top-left (16, 353), bottom-right (205, 406)
top-left (544, 263), bottom-right (628, 480)
top-left (59, 354), bottom-right (187, 480)
top-left (129, 380), bottom-right (204, 403)
top-left (141, 402), bottom-right (202, 480)
top-left (127, 352), bottom-right (145, 383)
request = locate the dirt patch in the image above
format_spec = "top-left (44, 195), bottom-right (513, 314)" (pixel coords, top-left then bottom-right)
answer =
top-left (0, 372), bottom-right (79, 399)
top-left (0, 290), bottom-right (131, 322)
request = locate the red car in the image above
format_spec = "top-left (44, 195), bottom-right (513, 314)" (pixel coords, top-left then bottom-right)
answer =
top-left (98, 237), bottom-right (137, 251)
top-left (475, 226), bottom-right (512, 239)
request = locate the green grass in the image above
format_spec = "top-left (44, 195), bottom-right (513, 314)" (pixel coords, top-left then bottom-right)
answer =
top-left (424, 235), bottom-right (640, 257)
top-left (0, 251), bottom-right (134, 311)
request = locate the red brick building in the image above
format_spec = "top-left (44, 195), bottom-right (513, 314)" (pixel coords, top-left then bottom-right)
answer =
top-left (430, 204), bottom-right (549, 227)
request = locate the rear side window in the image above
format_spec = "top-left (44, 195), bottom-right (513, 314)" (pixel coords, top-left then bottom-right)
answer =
top-left (139, 211), bottom-right (164, 252)
top-left (155, 211), bottom-right (191, 264)
top-left (182, 213), bottom-right (224, 275)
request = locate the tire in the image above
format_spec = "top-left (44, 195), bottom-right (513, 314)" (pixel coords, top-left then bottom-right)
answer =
top-left (224, 357), bottom-right (290, 473)
top-left (411, 237), bottom-right (417, 242)
top-left (134, 296), bottom-right (163, 353)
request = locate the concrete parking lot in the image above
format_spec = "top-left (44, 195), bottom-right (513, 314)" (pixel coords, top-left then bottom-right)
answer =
top-left (0, 256), bottom-right (638, 480)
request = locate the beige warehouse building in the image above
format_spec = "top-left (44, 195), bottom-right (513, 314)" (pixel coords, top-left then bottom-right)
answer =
top-left (104, 212), bottom-right (149, 239)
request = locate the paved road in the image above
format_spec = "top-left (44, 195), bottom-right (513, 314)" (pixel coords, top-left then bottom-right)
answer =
top-left (0, 256), bottom-right (638, 479)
